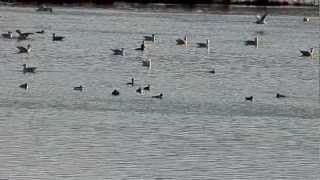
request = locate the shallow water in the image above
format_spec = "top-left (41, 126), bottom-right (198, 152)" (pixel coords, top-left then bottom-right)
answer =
top-left (0, 6), bottom-right (319, 179)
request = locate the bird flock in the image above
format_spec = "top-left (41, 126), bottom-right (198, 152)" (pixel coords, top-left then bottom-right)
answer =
top-left (1, 10), bottom-right (316, 101)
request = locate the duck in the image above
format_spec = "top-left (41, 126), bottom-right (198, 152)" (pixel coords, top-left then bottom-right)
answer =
top-left (144, 34), bottom-right (156, 42)
top-left (73, 85), bottom-right (83, 91)
top-left (1, 31), bottom-right (13, 39)
top-left (22, 64), bottom-right (37, 73)
top-left (126, 78), bottom-right (134, 86)
top-left (197, 39), bottom-right (210, 48)
top-left (35, 30), bottom-right (45, 34)
top-left (176, 35), bottom-right (187, 45)
top-left (245, 36), bottom-right (259, 48)
top-left (17, 44), bottom-right (31, 53)
top-left (245, 96), bottom-right (253, 101)
top-left (256, 12), bottom-right (268, 24)
top-left (36, 4), bottom-right (53, 13)
top-left (112, 89), bottom-right (120, 96)
top-left (143, 84), bottom-right (150, 91)
top-left (142, 58), bottom-right (151, 68)
top-left (111, 48), bottom-right (125, 56)
top-left (16, 30), bottom-right (33, 40)
top-left (19, 83), bottom-right (28, 89)
top-left (135, 41), bottom-right (145, 51)
top-left (152, 93), bottom-right (163, 99)
top-left (209, 69), bottom-right (215, 74)
top-left (276, 93), bottom-right (286, 98)
top-left (52, 33), bottom-right (65, 41)
top-left (303, 17), bottom-right (310, 22)
top-left (136, 87), bottom-right (143, 94)
top-left (300, 48), bottom-right (314, 57)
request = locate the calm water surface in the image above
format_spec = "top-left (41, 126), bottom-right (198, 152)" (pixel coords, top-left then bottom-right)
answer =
top-left (0, 6), bottom-right (319, 179)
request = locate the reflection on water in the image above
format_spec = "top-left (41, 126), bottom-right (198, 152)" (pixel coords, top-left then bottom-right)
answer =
top-left (0, 5), bottom-right (319, 180)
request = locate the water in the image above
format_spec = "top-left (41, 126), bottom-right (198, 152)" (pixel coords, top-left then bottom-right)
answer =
top-left (0, 5), bottom-right (319, 179)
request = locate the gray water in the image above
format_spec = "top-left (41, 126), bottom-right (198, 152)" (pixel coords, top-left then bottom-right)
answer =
top-left (0, 6), bottom-right (319, 179)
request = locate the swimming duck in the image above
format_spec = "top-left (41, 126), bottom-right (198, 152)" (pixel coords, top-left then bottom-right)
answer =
top-left (276, 93), bottom-right (286, 98)
top-left (126, 78), bottom-right (134, 86)
top-left (144, 34), bottom-right (156, 42)
top-left (152, 93), bottom-right (163, 99)
top-left (303, 17), bottom-right (310, 22)
top-left (1, 31), bottom-right (13, 39)
top-left (136, 87), bottom-right (143, 94)
top-left (176, 35), bottom-right (187, 45)
top-left (245, 36), bottom-right (259, 48)
top-left (73, 85), bottom-right (83, 91)
top-left (17, 44), bottom-right (31, 53)
top-left (197, 39), bottom-right (210, 48)
top-left (16, 30), bottom-right (33, 40)
top-left (245, 96), bottom-right (253, 101)
top-left (111, 48), bottom-right (125, 56)
top-left (35, 30), bottom-right (45, 34)
top-left (52, 33), bottom-right (65, 41)
top-left (143, 85), bottom-right (150, 91)
top-left (112, 89), bottom-right (120, 96)
top-left (19, 83), bottom-right (28, 89)
top-left (135, 41), bottom-right (145, 51)
top-left (22, 64), bottom-right (37, 73)
top-left (300, 48), bottom-right (314, 57)
top-left (142, 58), bottom-right (151, 68)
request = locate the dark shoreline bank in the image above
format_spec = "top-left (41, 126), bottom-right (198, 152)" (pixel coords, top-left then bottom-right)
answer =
top-left (1, 0), bottom-right (319, 6)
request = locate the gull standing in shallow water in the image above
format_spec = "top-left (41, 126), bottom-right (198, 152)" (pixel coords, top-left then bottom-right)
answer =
top-left (17, 44), bottom-right (31, 53)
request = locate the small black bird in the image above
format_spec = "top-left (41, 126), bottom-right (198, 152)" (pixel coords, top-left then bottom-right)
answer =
top-left (245, 96), bottom-right (253, 101)
top-left (143, 85), bottom-right (150, 91)
top-left (19, 83), bottom-right (28, 89)
top-left (126, 78), bottom-right (134, 86)
top-left (152, 93), bottom-right (163, 99)
top-left (73, 85), bottom-right (83, 91)
top-left (276, 93), bottom-right (286, 98)
top-left (112, 89), bottom-right (120, 96)
top-left (136, 87), bottom-right (143, 94)
top-left (52, 33), bottom-right (65, 41)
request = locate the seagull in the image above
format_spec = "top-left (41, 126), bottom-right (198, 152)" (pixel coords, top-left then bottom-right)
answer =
top-left (22, 64), bottom-right (37, 73)
top-left (19, 83), bottom-right (28, 89)
top-left (143, 85), bottom-right (150, 91)
top-left (276, 93), bottom-right (286, 98)
top-left (256, 13), bottom-right (268, 24)
top-left (16, 30), bottom-right (33, 40)
top-left (245, 36), bottom-right (259, 47)
top-left (144, 34), bottom-right (156, 42)
top-left (245, 96), bottom-right (253, 101)
top-left (197, 39), bottom-right (210, 48)
top-left (17, 44), bottom-right (31, 53)
top-left (300, 48), bottom-right (314, 57)
top-left (126, 78), bottom-right (134, 86)
top-left (152, 93), bottom-right (163, 99)
top-left (176, 35), bottom-right (187, 45)
top-left (112, 89), bottom-right (120, 96)
top-left (111, 48), bottom-right (125, 56)
top-left (52, 33), bottom-right (65, 41)
top-left (73, 85), bottom-right (83, 91)
top-left (1, 31), bottom-right (13, 39)
top-left (142, 58), bottom-right (151, 68)
top-left (135, 41), bottom-right (145, 51)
